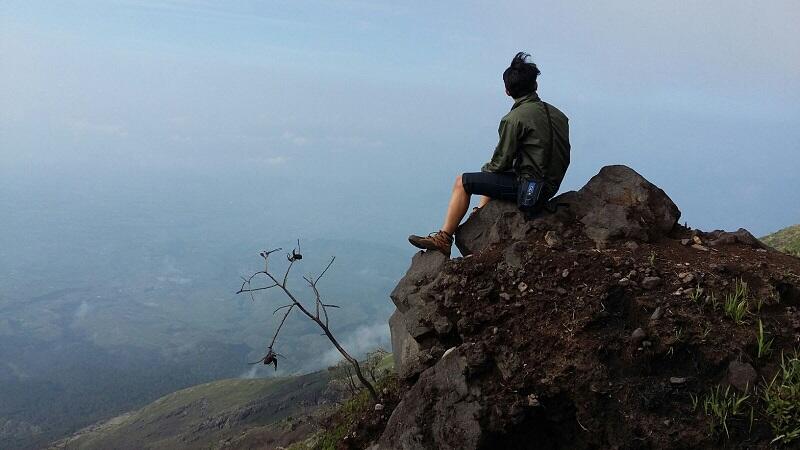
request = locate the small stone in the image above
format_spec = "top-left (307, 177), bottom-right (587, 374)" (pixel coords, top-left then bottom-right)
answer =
top-left (670, 377), bottom-right (687, 385)
top-left (562, 269), bottom-right (570, 278)
top-left (641, 276), bottom-right (662, 290)
top-left (382, 388), bottom-right (389, 395)
top-left (544, 231), bottom-right (563, 248)
top-left (642, 340), bottom-right (652, 348)
top-left (492, 327), bottom-right (498, 335)
top-left (618, 278), bottom-right (637, 287)
top-left (663, 419), bottom-right (671, 426)
top-left (625, 241), bottom-right (640, 251)
top-left (556, 287), bottom-right (567, 295)
top-left (681, 273), bottom-right (696, 284)
top-left (374, 403), bottom-right (384, 411)
top-left (727, 361), bottom-right (757, 392)
top-left (527, 393), bottom-right (540, 407)
top-left (631, 328), bottom-right (646, 342)
top-left (692, 236), bottom-right (703, 245)
top-left (518, 282), bottom-right (528, 292)
top-left (612, 272), bottom-right (622, 279)
top-left (650, 307), bottom-right (664, 321)
top-left (691, 244), bottom-right (709, 252)
top-left (680, 238), bottom-right (691, 246)
top-left (499, 292), bottom-right (512, 301)
top-left (672, 289), bottom-right (684, 296)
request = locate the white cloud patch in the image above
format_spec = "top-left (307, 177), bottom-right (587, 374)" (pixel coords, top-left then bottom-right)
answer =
top-left (66, 119), bottom-right (129, 138)
top-left (320, 322), bottom-right (390, 367)
top-left (75, 300), bottom-right (91, 319)
top-left (282, 131), bottom-right (310, 146)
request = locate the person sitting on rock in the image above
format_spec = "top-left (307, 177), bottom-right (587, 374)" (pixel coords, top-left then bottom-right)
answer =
top-left (409, 52), bottom-right (571, 257)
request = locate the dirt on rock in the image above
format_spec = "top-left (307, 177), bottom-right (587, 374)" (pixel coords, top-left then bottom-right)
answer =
top-left (334, 166), bottom-right (800, 449)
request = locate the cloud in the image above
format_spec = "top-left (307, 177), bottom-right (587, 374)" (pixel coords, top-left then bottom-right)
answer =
top-left (319, 322), bottom-right (390, 368)
top-left (265, 155), bottom-right (289, 165)
top-left (75, 300), bottom-right (90, 319)
top-left (239, 365), bottom-right (260, 379)
top-left (282, 131), bottom-right (310, 147)
top-left (66, 119), bottom-right (129, 139)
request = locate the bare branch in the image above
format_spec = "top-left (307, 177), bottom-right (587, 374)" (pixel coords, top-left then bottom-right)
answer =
top-left (236, 283), bottom-right (278, 294)
top-left (316, 256), bottom-right (335, 283)
top-left (235, 243), bottom-right (378, 401)
top-left (283, 258), bottom-right (295, 287)
top-left (273, 304), bottom-right (293, 315)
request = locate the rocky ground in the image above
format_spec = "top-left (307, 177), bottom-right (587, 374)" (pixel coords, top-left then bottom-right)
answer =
top-left (331, 166), bottom-right (800, 449)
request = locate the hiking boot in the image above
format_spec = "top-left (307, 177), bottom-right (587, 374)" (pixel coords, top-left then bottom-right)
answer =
top-left (408, 230), bottom-right (453, 257)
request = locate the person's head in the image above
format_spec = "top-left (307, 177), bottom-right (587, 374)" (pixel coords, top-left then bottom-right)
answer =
top-left (503, 52), bottom-right (540, 98)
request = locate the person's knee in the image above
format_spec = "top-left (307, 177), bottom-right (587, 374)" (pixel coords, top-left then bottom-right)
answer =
top-left (454, 174), bottom-right (467, 193)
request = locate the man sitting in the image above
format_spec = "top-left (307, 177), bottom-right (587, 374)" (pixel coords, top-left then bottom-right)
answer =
top-left (409, 52), bottom-right (571, 257)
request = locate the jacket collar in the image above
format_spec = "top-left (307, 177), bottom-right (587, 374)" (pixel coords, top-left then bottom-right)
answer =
top-left (511, 92), bottom-right (541, 110)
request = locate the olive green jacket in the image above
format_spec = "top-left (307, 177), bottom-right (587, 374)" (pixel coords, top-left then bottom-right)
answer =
top-left (481, 92), bottom-right (571, 199)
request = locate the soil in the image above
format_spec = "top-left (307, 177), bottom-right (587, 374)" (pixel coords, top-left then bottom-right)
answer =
top-left (334, 222), bottom-right (800, 449)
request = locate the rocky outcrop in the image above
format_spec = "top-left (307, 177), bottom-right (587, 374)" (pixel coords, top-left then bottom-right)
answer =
top-left (392, 165), bottom-right (682, 381)
top-left (378, 348), bottom-right (483, 450)
top-left (454, 165), bottom-right (680, 255)
top-left (376, 165), bottom-right (800, 449)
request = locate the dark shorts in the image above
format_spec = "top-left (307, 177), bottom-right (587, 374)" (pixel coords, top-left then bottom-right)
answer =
top-left (461, 172), bottom-right (518, 202)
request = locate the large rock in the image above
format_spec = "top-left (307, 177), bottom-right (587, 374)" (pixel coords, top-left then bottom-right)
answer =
top-left (455, 165), bottom-right (680, 255)
top-left (389, 251), bottom-right (451, 379)
top-left (389, 310), bottom-right (424, 380)
top-left (378, 348), bottom-right (483, 450)
top-left (390, 251), bottom-right (448, 340)
top-left (575, 165), bottom-right (680, 244)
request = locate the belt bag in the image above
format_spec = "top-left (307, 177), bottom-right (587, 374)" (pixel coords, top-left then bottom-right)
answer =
top-left (516, 177), bottom-right (544, 213)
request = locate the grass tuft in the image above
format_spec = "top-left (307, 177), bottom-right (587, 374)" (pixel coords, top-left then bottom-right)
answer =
top-left (701, 384), bottom-right (750, 438)
top-left (723, 279), bottom-right (749, 325)
top-left (756, 320), bottom-right (773, 359)
top-left (762, 351), bottom-right (800, 444)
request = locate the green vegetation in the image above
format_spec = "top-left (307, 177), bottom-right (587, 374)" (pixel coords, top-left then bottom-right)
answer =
top-left (756, 320), bottom-right (774, 359)
top-left (761, 224), bottom-right (800, 257)
top-left (723, 279), bottom-right (749, 325)
top-left (315, 354), bottom-right (396, 450)
top-left (54, 371), bottom-right (334, 450)
top-left (762, 351), bottom-right (800, 444)
top-left (701, 385), bottom-right (750, 438)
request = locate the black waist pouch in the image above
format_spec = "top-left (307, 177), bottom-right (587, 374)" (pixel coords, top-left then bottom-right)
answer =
top-left (516, 177), bottom-right (545, 218)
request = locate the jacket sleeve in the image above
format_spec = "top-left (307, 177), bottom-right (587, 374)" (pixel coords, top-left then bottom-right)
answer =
top-left (481, 118), bottom-right (521, 173)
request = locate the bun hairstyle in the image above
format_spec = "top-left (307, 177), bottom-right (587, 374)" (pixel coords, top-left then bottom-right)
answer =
top-left (503, 52), bottom-right (541, 98)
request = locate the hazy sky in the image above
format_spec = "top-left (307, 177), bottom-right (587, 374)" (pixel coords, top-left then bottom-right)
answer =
top-left (2, 0), bottom-right (799, 244)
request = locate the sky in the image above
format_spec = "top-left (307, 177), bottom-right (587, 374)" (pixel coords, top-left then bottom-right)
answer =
top-left (1, 0), bottom-right (799, 247)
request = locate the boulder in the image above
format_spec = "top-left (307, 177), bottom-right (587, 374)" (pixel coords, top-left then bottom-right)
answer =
top-left (378, 348), bottom-right (483, 450)
top-left (389, 310), bottom-right (424, 380)
top-left (390, 251), bottom-right (448, 340)
top-left (573, 165), bottom-right (680, 245)
top-left (705, 228), bottom-right (765, 248)
top-left (455, 165), bottom-right (680, 255)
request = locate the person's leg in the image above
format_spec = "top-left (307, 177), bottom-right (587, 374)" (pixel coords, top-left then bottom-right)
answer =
top-left (478, 195), bottom-right (491, 208)
top-left (409, 172), bottom-right (516, 257)
top-left (442, 175), bottom-right (470, 235)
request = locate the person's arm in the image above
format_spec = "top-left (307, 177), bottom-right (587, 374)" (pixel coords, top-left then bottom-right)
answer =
top-left (481, 118), bottom-right (521, 173)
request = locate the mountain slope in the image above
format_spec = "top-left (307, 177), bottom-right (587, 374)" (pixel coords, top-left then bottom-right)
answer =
top-left (761, 224), bottom-right (800, 257)
top-left (49, 370), bottom-right (340, 450)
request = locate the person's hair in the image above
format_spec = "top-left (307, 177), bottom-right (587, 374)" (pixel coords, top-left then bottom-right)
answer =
top-left (503, 52), bottom-right (540, 98)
